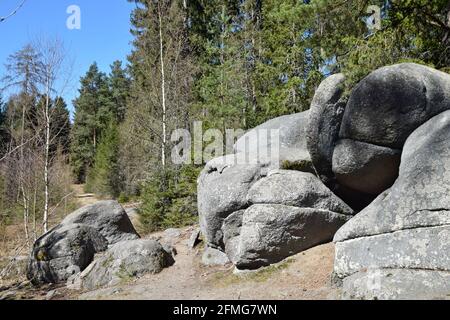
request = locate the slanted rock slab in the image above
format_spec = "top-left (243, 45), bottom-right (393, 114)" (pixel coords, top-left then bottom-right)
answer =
top-left (306, 73), bottom-right (346, 185)
top-left (341, 269), bottom-right (450, 300)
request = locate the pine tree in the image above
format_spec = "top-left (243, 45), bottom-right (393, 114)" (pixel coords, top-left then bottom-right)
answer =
top-left (86, 121), bottom-right (121, 197)
top-left (50, 97), bottom-right (71, 155)
top-left (70, 63), bottom-right (113, 183)
top-left (193, 0), bottom-right (249, 130)
top-left (109, 60), bottom-right (131, 122)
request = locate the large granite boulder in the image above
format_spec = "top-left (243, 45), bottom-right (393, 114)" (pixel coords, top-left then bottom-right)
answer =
top-left (199, 110), bottom-right (319, 252)
top-left (27, 201), bottom-right (140, 285)
top-left (306, 73), bottom-right (347, 185)
top-left (340, 63), bottom-right (450, 148)
top-left (221, 170), bottom-right (354, 269)
top-left (27, 224), bottom-right (108, 285)
top-left (234, 204), bottom-right (350, 269)
top-left (61, 200), bottom-right (140, 244)
top-left (333, 110), bottom-right (450, 299)
top-left (76, 239), bottom-right (174, 290)
top-left (333, 63), bottom-right (450, 196)
top-left (234, 110), bottom-right (312, 170)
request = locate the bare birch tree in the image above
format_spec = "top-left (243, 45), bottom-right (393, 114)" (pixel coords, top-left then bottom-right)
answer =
top-left (33, 37), bottom-right (72, 232)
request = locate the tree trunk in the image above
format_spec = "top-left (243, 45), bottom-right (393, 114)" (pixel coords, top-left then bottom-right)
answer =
top-left (43, 80), bottom-right (51, 233)
top-left (158, 4), bottom-right (167, 168)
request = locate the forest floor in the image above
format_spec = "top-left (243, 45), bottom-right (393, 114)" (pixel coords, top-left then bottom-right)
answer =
top-left (0, 185), bottom-right (340, 300)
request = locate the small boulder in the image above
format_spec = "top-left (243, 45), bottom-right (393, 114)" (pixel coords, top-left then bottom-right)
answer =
top-left (77, 239), bottom-right (175, 290)
top-left (187, 228), bottom-right (201, 249)
top-left (27, 201), bottom-right (140, 286)
top-left (202, 246), bottom-right (230, 266)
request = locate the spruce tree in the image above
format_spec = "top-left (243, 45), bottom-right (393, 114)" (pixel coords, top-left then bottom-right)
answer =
top-left (109, 60), bottom-right (131, 122)
top-left (70, 63), bottom-right (113, 183)
top-left (86, 121), bottom-right (121, 197)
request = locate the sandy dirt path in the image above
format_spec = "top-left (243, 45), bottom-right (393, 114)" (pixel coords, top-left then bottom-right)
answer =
top-left (75, 226), bottom-right (339, 300)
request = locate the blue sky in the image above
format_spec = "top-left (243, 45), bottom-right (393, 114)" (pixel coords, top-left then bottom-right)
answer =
top-left (0, 0), bottom-right (135, 116)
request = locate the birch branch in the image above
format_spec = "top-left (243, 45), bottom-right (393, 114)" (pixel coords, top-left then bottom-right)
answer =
top-left (0, 0), bottom-right (27, 23)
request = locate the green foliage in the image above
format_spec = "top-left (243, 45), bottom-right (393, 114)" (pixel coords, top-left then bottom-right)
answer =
top-left (85, 121), bottom-right (121, 197)
top-left (71, 61), bottom-right (130, 185)
top-left (66, 0), bottom-right (450, 234)
top-left (71, 63), bottom-right (113, 182)
top-left (139, 165), bottom-right (201, 233)
top-left (109, 61), bottom-right (131, 122)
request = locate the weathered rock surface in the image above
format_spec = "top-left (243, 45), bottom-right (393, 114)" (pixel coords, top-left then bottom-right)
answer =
top-left (342, 269), bottom-right (450, 300)
top-left (247, 170), bottom-right (353, 215)
top-left (221, 210), bottom-right (244, 264)
top-left (332, 139), bottom-right (401, 195)
top-left (198, 154), bottom-right (267, 248)
top-left (77, 239), bottom-right (175, 290)
top-left (202, 246), bottom-right (230, 266)
top-left (335, 225), bottom-right (450, 278)
top-left (334, 110), bottom-right (450, 298)
top-left (234, 110), bottom-right (312, 167)
top-left (340, 63), bottom-right (450, 149)
top-left (61, 200), bottom-right (140, 245)
top-left (235, 204), bottom-right (350, 269)
top-left (306, 73), bottom-right (346, 184)
top-left (330, 63), bottom-right (450, 197)
top-left (27, 224), bottom-right (108, 285)
top-left (187, 228), bottom-right (201, 249)
top-left (335, 110), bottom-right (450, 242)
top-left (27, 201), bottom-right (140, 285)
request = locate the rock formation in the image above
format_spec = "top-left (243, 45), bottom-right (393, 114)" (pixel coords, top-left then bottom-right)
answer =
top-left (198, 111), bottom-right (355, 269)
top-left (27, 201), bottom-right (174, 287)
top-left (334, 110), bottom-right (450, 299)
top-left (197, 63), bottom-right (450, 301)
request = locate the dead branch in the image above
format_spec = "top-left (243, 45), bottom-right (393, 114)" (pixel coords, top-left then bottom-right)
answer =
top-left (0, 0), bottom-right (27, 23)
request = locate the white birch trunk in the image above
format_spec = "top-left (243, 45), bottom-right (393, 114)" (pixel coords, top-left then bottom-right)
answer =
top-left (158, 4), bottom-right (167, 168)
top-left (43, 77), bottom-right (51, 233)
